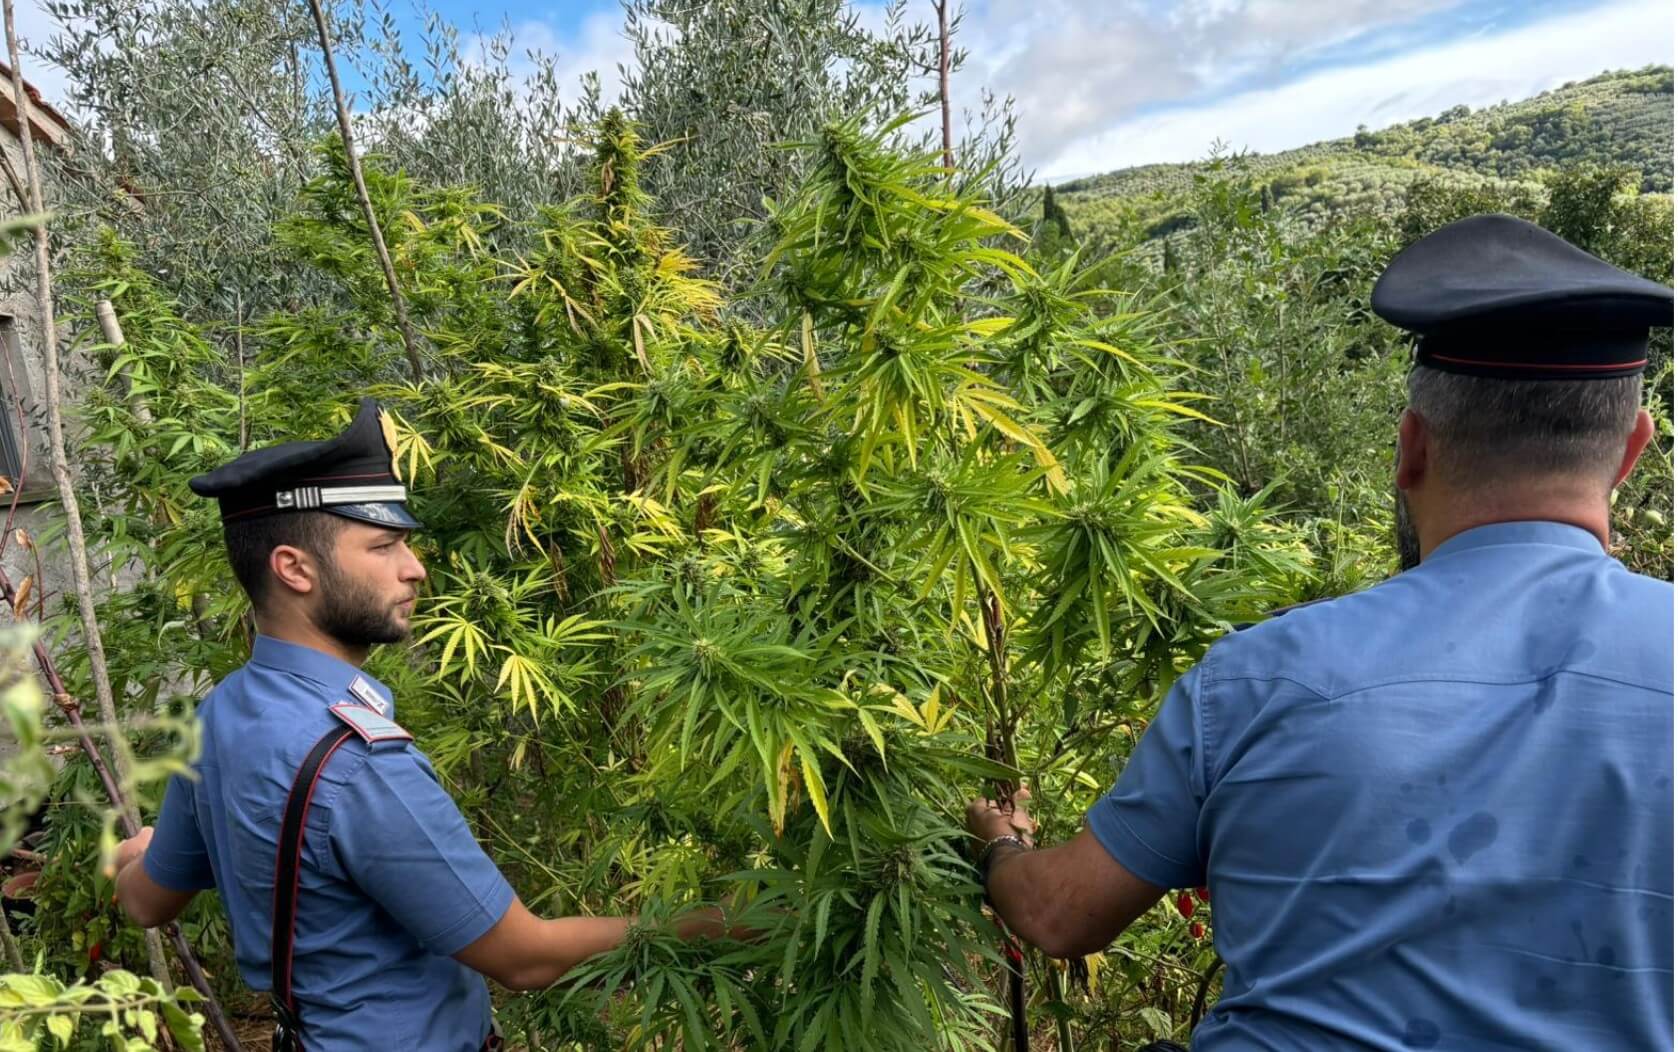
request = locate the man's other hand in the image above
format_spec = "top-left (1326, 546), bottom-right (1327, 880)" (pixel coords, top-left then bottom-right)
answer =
top-left (965, 786), bottom-right (1037, 846)
top-left (114, 826), bottom-right (154, 874)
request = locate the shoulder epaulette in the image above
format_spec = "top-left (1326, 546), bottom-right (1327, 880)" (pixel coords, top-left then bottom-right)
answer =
top-left (328, 702), bottom-right (413, 745)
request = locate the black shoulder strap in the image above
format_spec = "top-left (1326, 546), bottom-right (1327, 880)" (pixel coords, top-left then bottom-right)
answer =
top-left (271, 723), bottom-right (358, 1044)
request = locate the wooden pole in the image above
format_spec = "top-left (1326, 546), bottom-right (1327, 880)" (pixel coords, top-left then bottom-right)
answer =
top-left (303, 0), bottom-right (425, 383)
top-left (235, 291), bottom-right (248, 451)
top-left (96, 301), bottom-right (152, 428)
top-left (0, 13), bottom-right (240, 1048)
top-left (933, 0), bottom-right (954, 175)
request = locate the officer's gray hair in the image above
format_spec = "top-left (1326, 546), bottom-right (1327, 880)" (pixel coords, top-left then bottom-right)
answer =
top-left (1405, 365), bottom-right (1643, 488)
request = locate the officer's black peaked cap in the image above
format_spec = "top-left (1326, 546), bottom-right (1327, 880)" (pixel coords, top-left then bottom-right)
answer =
top-left (1372, 213), bottom-right (1674, 380)
top-left (189, 398), bottom-right (421, 530)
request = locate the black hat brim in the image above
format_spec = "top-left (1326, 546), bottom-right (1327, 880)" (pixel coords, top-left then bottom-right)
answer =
top-left (324, 502), bottom-right (423, 530)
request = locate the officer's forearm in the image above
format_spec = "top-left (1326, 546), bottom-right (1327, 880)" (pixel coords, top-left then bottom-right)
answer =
top-left (522, 915), bottom-right (635, 989)
top-left (983, 828), bottom-right (1167, 959)
top-left (504, 910), bottom-right (751, 990)
top-left (984, 844), bottom-right (1061, 949)
top-left (458, 902), bottom-right (632, 991)
top-left (114, 855), bottom-right (197, 929)
top-left (461, 896), bottom-right (759, 991)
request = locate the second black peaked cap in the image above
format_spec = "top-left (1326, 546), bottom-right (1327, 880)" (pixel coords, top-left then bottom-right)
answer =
top-left (188, 398), bottom-right (421, 529)
top-left (1372, 213), bottom-right (1673, 379)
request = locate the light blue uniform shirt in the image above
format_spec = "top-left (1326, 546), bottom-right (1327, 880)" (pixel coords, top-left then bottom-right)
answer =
top-left (1088, 521), bottom-right (1674, 1051)
top-left (145, 636), bottom-right (514, 1051)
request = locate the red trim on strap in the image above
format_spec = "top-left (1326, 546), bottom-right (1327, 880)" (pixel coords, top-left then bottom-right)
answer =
top-left (274, 732), bottom-right (354, 1037)
top-left (1427, 353), bottom-right (1648, 372)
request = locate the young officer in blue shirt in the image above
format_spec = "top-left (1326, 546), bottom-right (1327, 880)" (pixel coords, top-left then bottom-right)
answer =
top-left (112, 399), bottom-right (735, 1051)
top-left (966, 215), bottom-right (1674, 1051)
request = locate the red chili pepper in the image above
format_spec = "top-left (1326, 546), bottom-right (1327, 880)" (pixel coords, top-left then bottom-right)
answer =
top-left (1195, 886), bottom-right (1211, 903)
top-left (1190, 921), bottom-right (1205, 940)
top-left (87, 941), bottom-right (102, 964)
top-left (1176, 891), bottom-right (1195, 919)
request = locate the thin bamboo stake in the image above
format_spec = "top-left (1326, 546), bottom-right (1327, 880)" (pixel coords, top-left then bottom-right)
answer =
top-left (933, 0), bottom-right (954, 175)
top-left (303, 0), bottom-right (425, 383)
top-left (97, 301), bottom-right (152, 428)
top-left (234, 291), bottom-right (247, 451)
top-left (0, 13), bottom-right (240, 1048)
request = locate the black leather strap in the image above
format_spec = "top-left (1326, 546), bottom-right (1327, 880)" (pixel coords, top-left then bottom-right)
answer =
top-left (271, 724), bottom-right (358, 1050)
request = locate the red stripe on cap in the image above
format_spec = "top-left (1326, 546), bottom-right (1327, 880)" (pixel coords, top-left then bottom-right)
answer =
top-left (220, 505), bottom-right (276, 521)
top-left (1427, 353), bottom-right (1648, 372)
top-left (297, 472), bottom-right (397, 482)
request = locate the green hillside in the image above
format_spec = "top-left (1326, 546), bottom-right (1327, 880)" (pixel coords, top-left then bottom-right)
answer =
top-left (1059, 66), bottom-right (1673, 243)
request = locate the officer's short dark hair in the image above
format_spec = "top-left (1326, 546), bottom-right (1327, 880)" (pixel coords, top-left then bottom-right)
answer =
top-left (222, 511), bottom-right (347, 608)
top-left (1406, 364), bottom-right (1643, 489)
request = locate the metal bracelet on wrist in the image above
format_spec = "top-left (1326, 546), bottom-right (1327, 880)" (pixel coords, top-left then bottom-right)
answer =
top-left (977, 833), bottom-right (1030, 887)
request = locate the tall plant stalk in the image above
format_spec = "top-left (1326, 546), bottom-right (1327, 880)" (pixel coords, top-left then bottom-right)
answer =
top-left (304, 0), bottom-right (424, 382)
top-left (933, 0), bottom-right (954, 175)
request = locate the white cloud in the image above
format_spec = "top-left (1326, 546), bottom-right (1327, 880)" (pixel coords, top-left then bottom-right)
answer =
top-left (1031, 0), bottom-right (1673, 180)
top-left (466, 10), bottom-right (636, 106)
top-left (937, 0), bottom-right (1464, 173)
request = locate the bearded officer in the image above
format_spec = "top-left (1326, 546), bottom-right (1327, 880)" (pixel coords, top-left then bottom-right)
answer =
top-left (112, 399), bottom-right (735, 1051)
top-left (965, 215), bottom-right (1674, 1050)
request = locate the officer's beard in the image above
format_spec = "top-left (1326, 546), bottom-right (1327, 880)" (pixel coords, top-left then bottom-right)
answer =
top-left (313, 557), bottom-right (411, 648)
top-left (1393, 483), bottom-right (1422, 572)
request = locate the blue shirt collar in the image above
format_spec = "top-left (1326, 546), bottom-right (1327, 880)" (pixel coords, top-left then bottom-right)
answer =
top-left (1428, 520), bottom-right (1605, 562)
top-left (247, 635), bottom-right (395, 713)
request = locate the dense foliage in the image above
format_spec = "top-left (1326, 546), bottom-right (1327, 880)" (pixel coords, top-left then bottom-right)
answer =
top-left (1033, 67), bottom-right (1675, 586)
top-left (1042, 156), bottom-right (1675, 583)
top-left (11, 115), bottom-right (1360, 1050)
top-left (5, 8), bottom-right (1670, 1047)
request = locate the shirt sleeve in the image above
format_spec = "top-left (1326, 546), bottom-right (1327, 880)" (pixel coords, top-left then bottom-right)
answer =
top-left (327, 746), bottom-right (515, 957)
top-left (143, 774), bottom-right (217, 891)
top-left (1083, 663), bottom-right (1208, 889)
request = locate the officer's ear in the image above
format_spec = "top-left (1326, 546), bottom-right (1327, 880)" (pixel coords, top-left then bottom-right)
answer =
top-left (1611, 407), bottom-right (1655, 490)
top-left (1395, 408), bottom-right (1429, 491)
top-left (268, 544), bottom-right (321, 598)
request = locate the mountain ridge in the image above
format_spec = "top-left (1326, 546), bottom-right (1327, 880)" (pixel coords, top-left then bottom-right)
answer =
top-left (1056, 66), bottom-right (1673, 241)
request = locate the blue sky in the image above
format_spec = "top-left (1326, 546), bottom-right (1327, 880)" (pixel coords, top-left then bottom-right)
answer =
top-left (14, 0), bottom-right (1674, 182)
